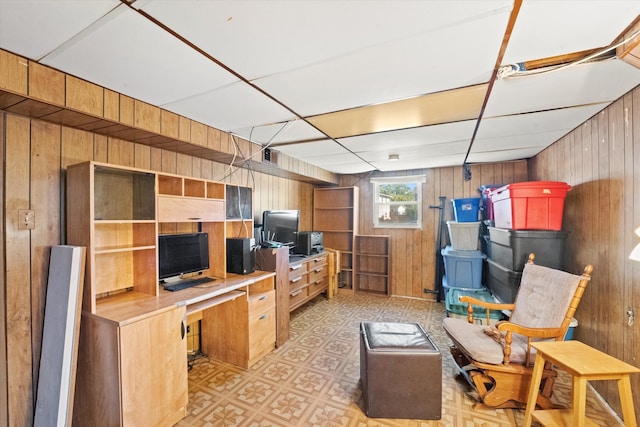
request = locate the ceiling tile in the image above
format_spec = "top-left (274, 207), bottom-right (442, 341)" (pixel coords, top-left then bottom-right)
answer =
top-left (39, 6), bottom-right (238, 106)
top-left (471, 129), bottom-right (570, 152)
top-left (272, 140), bottom-right (351, 158)
top-left (162, 81), bottom-right (296, 132)
top-left (252, 7), bottom-right (510, 116)
top-left (485, 59), bottom-right (640, 117)
top-left (339, 120), bottom-right (476, 152)
top-left (466, 147), bottom-right (546, 163)
top-left (232, 120), bottom-right (326, 145)
top-left (503, 1), bottom-right (640, 64)
top-left (134, 0), bottom-right (511, 80)
top-left (0, 0), bottom-right (119, 59)
top-left (307, 85), bottom-right (487, 139)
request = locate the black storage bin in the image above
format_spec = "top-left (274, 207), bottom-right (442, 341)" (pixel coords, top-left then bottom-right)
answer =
top-left (488, 227), bottom-right (567, 272)
top-left (360, 322), bottom-right (441, 420)
top-left (486, 258), bottom-right (522, 304)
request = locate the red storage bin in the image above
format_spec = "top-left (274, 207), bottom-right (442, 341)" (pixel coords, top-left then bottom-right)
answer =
top-left (491, 181), bottom-right (571, 230)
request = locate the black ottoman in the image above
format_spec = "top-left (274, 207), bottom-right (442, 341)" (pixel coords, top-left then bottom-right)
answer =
top-left (360, 322), bottom-right (441, 419)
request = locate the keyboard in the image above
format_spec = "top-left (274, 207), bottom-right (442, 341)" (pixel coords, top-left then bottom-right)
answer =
top-left (162, 277), bottom-right (215, 292)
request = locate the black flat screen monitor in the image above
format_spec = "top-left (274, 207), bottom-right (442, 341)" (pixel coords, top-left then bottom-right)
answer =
top-left (262, 210), bottom-right (299, 245)
top-left (158, 232), bottom-right (209, 280)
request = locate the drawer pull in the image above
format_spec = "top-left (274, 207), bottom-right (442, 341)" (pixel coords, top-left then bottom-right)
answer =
top-left (314, 267), bottom-right (323, 273)
top-left (290, 276), bottom-right (302, 283)
top-left (291, 290), bottom-right (302, 297)
top-left (259, 314), bottom-right (269, 320)
top-left (187, 217), bottom-right (202, 220)
top-left (290, 264), bottom-right (302, 271)
top-left (258, 295), bottom-right (267, 301)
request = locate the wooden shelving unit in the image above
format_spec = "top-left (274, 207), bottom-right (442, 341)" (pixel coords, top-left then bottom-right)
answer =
top-left (225, 184), bottom-right (254, 239)
top-left (313, 187), bottom-right (358, 292)
top-left (354, 235), bottom-right (391, 295)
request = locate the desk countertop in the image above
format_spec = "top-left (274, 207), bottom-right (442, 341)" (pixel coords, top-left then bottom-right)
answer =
top-left (92, 270), bottom-right (275, 326)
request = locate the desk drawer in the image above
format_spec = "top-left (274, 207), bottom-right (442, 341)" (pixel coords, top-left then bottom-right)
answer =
top-left (308, 263), bottom-right (327, 283)
top-left (288, 262), bottom-right (307, 280)
top-left (249, 308), bottom-right (276, 363)
top-left (308, 276), bottom-right (328, 297)
top-left (289, 285), bottom-right (308, 308)
top-left (249, 290), bottom-right (275, 314)
top-left (289, 271), bottom-right (308, 289)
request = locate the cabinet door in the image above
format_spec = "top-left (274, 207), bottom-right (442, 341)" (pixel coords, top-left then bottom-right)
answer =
top-left (119, 306), bottom-right (188, 427)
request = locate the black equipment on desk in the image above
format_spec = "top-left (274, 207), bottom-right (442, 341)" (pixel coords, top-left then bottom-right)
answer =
top-left (293, 231), bottom-right (324, 255)
top-left (226, 238), bottom-right (255, 275)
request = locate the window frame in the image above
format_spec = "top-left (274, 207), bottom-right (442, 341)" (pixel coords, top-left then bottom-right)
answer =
top-left (371, 175), bottom-right (425, 229)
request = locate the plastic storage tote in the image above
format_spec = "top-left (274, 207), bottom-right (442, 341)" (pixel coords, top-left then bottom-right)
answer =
top-left (478, 184), bottom-right (503, 221)
top-left (486, 258), bottom-right (522, 304)
top-left (446, 221), bottom-right (480, 250)
top-left (441, 246), bottom-right (486, 288)
top-left (491, 181), bottom-right (571, 230)
top-left (451, 198), bottom-right (480, 222)
top-left (488, 227), bottom-right (567, 271)
top-left (445, 286), bottom-right (504, 325)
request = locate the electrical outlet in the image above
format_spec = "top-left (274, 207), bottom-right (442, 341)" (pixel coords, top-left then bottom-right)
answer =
top-left (18, 209), bottom-right (35, 230)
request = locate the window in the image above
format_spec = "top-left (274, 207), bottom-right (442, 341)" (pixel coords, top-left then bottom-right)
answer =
top-left (371, 175), bottom-right (425, 229)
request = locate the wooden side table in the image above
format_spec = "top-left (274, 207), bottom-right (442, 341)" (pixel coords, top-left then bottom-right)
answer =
top-left (523, 340), bottom-right (640, 427)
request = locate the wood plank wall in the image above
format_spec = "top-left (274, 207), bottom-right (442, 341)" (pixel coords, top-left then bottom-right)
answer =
top-left (339, 161), bottom-right (528, 299)
top-left (529, 86), bottom-right (640, 417)
top-left (0, 112), bottom-right (313, 426)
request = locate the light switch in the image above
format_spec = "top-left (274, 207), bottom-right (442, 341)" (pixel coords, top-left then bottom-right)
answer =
top-left (19, 209), bottom-right (35, 230)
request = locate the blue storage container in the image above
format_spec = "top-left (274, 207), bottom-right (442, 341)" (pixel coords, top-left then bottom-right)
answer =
top-left (441, 246), bottom-right (486, 288)
top-left (452, 197), bottom-right (480, 222)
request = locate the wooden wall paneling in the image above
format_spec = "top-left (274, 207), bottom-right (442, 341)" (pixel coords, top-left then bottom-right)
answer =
top-left (133, 100), bottom-right (160, 134)
top-left (107, 137), bottom-right (134, 167)
top-left (607, 98), bottom-right (626, 402)
top-left (30, 121), bottom-right (62, 390)
top-left (207, 127), bottom-right (221, 151)
top-left (119, 95), bottom-right (134, 127)
top-left (622, 92), bottom-right (636, 367)
top-left (190, 121), bottom-right (207, 148)
top-left (60, 127), bottom-right (93, 169)
top-left (178, 116), bottom-right (191, 142)
top-left (103, 89), bottom-right (119, 122)
top-left (597, 109), bottom-right (611, 358)
top-left (150, 146), bottom-right (163, 171)
top-left (0, 113), bottom-right (7, 426)
top-left (160, 110), bottom-right (180, 139)
top-left (65, 76), bottom-right (103, 118)
top-left (134, 143), bottom-right (151, 170)
top-left (161, 150), bottom-right (178, 174)
top-left (28, 62), bottom-right (64, 106)
top-left (5, 114), bottom-right (34, 427)
top-left (421, 168), bottom-right (436, 298)
top-left (176, 153), bottom-right (193, 177)
top-left (631, 88), bottom-right (640, 397)
top-left (93, 134), bottom-right (108, 163)
top-left (0, 50), bottom-right (27, 94)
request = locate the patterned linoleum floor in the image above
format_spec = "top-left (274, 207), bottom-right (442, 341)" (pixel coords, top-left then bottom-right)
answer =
top-left (175, 293), bottom-right (623, 426)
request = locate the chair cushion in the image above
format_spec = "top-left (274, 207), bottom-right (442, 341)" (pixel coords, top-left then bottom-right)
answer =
top-left (442, 317), bottom-right (532, 365)
top-left (511, 263), bottom-right (584, 328)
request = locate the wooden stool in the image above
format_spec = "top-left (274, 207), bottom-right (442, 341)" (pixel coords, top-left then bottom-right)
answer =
top-left (523, 340), bottom-right (640, 427)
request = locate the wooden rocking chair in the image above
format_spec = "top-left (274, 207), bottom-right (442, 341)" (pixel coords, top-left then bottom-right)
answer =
top-left (442, 254), bottom-right (593, 409)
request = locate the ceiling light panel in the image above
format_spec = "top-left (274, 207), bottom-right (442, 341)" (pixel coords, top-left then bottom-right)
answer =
top-left (232, 120), bottom-right (326, 145)
top-left (40, 6), bottom-right (238, 106)
top-left (134, 0), bottom-right (511, 81)
top-left (339, 120), bottom-right (476, 152)
top-left (503, 1), bottom-right (640, 64)
top-left (253, 7), bottom-right (510, 116)
top-left (307, 85), bottom-right (487, 139)
top-left (0, 0), bottom-right (119, 59)
top-left (478, 103), bottom-right (609, 139)
top-left (485, 60), bottom-right (640, 117)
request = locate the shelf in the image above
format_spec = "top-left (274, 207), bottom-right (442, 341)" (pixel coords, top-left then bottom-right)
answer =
top-left (355, 235), bottom-right (390, 296)
top-left (95, 245), bottom-right (156, 254)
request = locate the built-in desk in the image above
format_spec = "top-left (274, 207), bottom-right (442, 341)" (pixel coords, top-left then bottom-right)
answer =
top-left (74, 270), bottom-right (275, 427)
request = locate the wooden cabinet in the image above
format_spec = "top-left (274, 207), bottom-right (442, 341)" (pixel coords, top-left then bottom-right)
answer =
top-left (67, 162), bottom-right (159, 313)
top-left (225, 184), bottom-right (254, 239)
top-left (73, 305), bottom-right (188, 427)
top-left (313, 187), bottom-right (358, 292)
top-left (355, 235), bottom-right (391, 295)
top-left (201, 276), bottom-right (275, 368)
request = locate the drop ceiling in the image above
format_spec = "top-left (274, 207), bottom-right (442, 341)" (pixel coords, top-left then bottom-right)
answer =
top-left (1, 0), bottom-right (639, 175)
